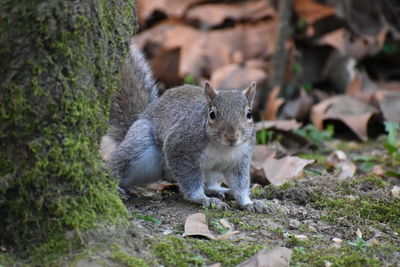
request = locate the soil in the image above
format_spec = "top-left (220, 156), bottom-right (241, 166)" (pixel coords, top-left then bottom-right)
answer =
top-left (117, 172), bottom-right (399, 266)
top-left (17, 139), bottom-right (399, 267)
top-left (76, 137), bottom-right (399, 267)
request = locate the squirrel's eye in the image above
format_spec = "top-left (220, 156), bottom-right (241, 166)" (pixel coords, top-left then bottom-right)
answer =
top-left (246, 110), bottom-right (252, 119)
top-left (209, 110), bottom-right (216, 120)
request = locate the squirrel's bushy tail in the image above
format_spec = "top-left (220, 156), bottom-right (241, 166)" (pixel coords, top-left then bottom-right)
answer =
top-left (100, 43), bottom-right (158, 161)
top-left (108, 43), bottom-right (158, 144)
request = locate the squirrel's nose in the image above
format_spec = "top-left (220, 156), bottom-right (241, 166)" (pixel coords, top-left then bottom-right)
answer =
top-left (224, 132), bottom-right (240, 144)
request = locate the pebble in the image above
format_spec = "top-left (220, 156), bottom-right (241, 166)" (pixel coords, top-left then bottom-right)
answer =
top-left (391, 186), bottom-right (400, 199)
top-left (289, 219), bottom-right (301, 229)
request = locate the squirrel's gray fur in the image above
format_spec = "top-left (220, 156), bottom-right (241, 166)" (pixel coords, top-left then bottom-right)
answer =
top-left (107, 44), bottom-right (158, 144)
top-left (102, 43), bottom-right (268, 213)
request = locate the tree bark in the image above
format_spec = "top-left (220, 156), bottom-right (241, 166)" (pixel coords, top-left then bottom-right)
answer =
top-left (0, 0), bottom-right (136, 256)
top-left (269, 0), bottom-right (293, 92)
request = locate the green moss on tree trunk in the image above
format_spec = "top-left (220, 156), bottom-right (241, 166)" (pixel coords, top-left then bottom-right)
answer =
top-left (0, 0), bottom-right (136, 259)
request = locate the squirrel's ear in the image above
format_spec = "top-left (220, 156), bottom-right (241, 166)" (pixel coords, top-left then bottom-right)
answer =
top-left (204, 81), bottom-right (217, 103)
top-left (243, 81), bottom-right (256, 107)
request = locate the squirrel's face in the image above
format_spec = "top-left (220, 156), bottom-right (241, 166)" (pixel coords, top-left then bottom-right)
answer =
top-left (204, 82), bottom-right (256, 147)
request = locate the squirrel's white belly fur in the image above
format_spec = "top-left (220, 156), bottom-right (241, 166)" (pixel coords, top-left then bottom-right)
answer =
top-left (202, 142), bottom-right (248, 172)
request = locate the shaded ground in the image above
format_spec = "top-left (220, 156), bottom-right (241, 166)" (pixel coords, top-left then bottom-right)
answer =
top-left (69, 138), bottom-right (399, 267)
top-left (120, 172), bottom-right (399, 267)
top-left (4, 140), bottom-right (398, 267)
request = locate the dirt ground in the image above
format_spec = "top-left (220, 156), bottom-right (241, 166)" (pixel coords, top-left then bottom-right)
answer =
top-left (110, 171), bottom-right (398, 267)
top-left (67, 139), bottom-right (400, 267)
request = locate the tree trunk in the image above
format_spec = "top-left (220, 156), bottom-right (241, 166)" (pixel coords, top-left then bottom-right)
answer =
top-left (0, 0), bottom-right (135, 257)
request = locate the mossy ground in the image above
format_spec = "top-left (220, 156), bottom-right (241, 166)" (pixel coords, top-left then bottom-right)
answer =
top-left (152, 236), bottom-right (264, 266)
top-left (109, 244), bottom-right (149, 267)
top-left (45, 132), bottom-right (395, 267)
top-left (2, 132), bottom-right (398, 266)
top-left (117, 172), bottom-right (399, 267)
top-left (118, 136), bottom-right (400, 267)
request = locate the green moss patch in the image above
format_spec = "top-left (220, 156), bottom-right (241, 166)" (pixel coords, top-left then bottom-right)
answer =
top-left (292, 245), bottom-right (383, 267)
top-left (30, 233), bottom-right (81, 265)
top-left (205, 209), bottom-right (267, 231)
top-left (152, 236), bottom-right (264, 267)
top-left (0, 252), bottom-right (15, 266)
top-left (308, 176), bottom-right (399, 234)
top-left (312, 193), bottom-right (400, 233)
top-left (110, 244), bottom-right (149, 267)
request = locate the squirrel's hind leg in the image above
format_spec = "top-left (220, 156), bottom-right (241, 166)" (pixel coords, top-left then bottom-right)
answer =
top-left (110, 119), bottom-right (163, 188)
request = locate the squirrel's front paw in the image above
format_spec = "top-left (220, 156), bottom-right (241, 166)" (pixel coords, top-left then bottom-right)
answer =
top-left (240, 200), bottom-right (269, 213)
top-left (202, 197), bottom-right (230, 210)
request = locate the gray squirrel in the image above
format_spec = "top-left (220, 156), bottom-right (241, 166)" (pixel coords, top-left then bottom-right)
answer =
top-left (101, 43), bottom-right (268, 213)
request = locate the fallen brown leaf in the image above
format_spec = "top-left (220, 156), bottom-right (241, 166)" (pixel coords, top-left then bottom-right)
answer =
top-left (252, 145), bottom-right (277, 166)
top-left (311, 95), bottom-right (380, 141)
top-left (255, 120), bottom-right (303, 132)
top-left (262, 156), bottom-right (315, 185)
top-left (263, 86), bottom-right (284, 121)
top-left (327, 150), bottom-right (356, 179)
top-left (251, 145), bottom-right (314, 185)
top-left (294, 0), bottom-right (335, 25)
top-left (151, 48), bottom-right (181, 88)
top-left (251, 145), bottom-right (277, 185)
top-left (317, 27), bottom-right (389, 60)
top-left (210, 61), bottom-right (268, 114)
top-left (237, 247), bottom-right (292, 267)
top-left (179, 21), bottom-right (277, 78)
top-left (133, 20), bottom-right (199, 51)
top-left (317, 28), bottom-right (346, 54)
top-left (210, 63), bottom-right (267, 90)
top-left (135, 19), bottom-right (277, 87)
top-left (182, 213), bottom-right (215, 239)
top-left (186, 0), bottom-right (275, 28)
top-left (137, 0), bottom-right (205, 26)
top-left (246, 59), bottom-right (270, 71)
